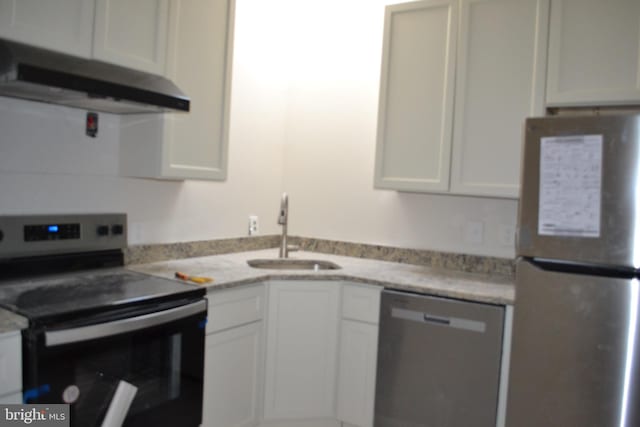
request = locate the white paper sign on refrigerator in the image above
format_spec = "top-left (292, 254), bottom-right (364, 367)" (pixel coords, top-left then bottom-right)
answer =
top-left (538, 135), bottom-right (603, 238)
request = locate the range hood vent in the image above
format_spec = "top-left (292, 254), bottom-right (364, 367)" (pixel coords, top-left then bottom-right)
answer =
top-left (0, 39), bottom-right (190, 114)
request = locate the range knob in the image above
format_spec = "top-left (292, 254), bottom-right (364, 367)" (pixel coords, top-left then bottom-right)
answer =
top-left (96, 225), bottom-right (109, 236)
top-left (111, 224), bottom-right (124, 235)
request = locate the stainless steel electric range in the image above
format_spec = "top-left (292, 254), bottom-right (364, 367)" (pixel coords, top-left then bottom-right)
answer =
top-left (0, 213), bottom-right (207, 427)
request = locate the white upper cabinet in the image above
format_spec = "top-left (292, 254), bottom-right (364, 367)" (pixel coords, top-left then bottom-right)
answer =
top-left (375, 0), bottom-right (457, 193)
top-left (546, 0), bottom-right (640, 106)
top-left (450, 0), bottom-right (548, 197)
top-left (0, 0), bottom-right (169, 74)
top-left (93, 0), bottom-right (169, 75)
top-left (0, 0), bottom-right (232, 181)
top-left (375, 0), bottom-right (548, 198)
top-left (161, 0), bottom-right (232, 180)
top-left (0, 0), bottom-right (95, 57)
top-left (119, 0), bottom-right (234, 180)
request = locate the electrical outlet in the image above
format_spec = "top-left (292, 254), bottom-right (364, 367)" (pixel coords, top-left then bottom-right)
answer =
top-left (465, 221), bottom-right (484, 245)
top-left (248, 215), bottom-right (259, 236)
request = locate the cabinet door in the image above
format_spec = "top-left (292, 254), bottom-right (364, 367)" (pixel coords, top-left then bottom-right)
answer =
top-left (118, 0), bottom-right (234, 181)
top-left (336, 320), bottom-right (378, 427)
top-left (263, 281), bottom-right (340, 420)
top-left (0, 392), bottom-right (22, 404)
top-left (202, 321), bottom-right (263, 427)
top-left (0, 0), bottom-right (94, 57)
top-left (375, 0), bottom-right (458, 193)
top-left (161, 0), bottom-right (234, 180)
top-left (449, 0), bottom-right (548, 198)
top-left (546, 0), bottom-right (640, 106)
top-left (0, 331), bottom-right (21, 398)
top-left (93, 0), bottom-right (169, 74)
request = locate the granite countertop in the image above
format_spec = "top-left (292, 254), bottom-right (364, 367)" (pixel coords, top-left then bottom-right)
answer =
top-left (128, 249), bottom-right (515, 305)
top-left (0, 308), bottom-right (28, 333)
top-left (0, 249), bottom-right (514, 332)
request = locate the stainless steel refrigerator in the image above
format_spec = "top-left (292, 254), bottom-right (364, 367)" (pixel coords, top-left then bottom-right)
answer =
top-left (506, 114), bottom-right (640, 427)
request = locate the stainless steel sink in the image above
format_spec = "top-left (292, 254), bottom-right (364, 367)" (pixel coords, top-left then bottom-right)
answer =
top-left (247, 259), bottom-right (341, 270)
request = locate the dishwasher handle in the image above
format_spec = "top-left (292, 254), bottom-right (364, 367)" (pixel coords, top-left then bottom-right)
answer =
top-left (391, 307), bottom-right (486, 333)
top-left (423, 313), bottom-right (451, 326)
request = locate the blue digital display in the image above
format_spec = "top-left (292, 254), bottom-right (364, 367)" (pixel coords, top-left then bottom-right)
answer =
top-left (48, 225), bottom-right (59, 233)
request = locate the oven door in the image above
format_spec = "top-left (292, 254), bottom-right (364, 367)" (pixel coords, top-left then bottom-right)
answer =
top-left (22, 299), bottom-right (206, 427)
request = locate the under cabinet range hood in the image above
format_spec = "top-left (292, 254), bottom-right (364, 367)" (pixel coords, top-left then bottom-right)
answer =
top-left (0, 38), bottom-right (190, 114)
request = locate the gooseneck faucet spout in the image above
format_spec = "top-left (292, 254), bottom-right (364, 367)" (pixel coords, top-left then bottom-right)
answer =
top-left (278, 193), bottom-right (289, 258)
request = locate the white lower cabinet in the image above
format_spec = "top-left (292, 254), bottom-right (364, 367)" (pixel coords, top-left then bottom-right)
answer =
top-left (336, 320), bottom-right (378, 427)
top-left (0, 330), bottom-right (22, 401)
top-left (201, 281), bottom-right (509, 427)
top-left (0, 392), bottom-right (22, 404)
top-left (336, 284), bottom-right (381, 427)
top-left (202, 285), bottom-right (265, 427)
top-left (203, 322), bottom-right (263, 427)
top-left (263, 281), bottom-right (340, 422)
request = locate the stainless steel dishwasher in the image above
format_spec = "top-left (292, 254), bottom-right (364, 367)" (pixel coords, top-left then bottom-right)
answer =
top-left (374, 290), bottom-right (505, 427)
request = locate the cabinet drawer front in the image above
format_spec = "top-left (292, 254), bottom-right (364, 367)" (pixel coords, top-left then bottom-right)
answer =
top-left (342, 284), bottom-right (382, 324)
top-left (0, 331), bottom-right (22, 397)
top-left (206, 285), bottom-right (265, 334)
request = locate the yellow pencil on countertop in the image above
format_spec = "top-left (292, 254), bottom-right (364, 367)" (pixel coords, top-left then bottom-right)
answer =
top-left (175, 271), bottom-right (213, 284)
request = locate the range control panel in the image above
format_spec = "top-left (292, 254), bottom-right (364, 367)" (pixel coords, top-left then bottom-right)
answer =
top-left (24, 223), bottom-right (81, 241)
top-left (0, 214), bottom-right (127, 258)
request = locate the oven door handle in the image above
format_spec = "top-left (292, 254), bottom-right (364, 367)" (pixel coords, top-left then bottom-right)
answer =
top-left (45, 299), bottom-right (207, 347)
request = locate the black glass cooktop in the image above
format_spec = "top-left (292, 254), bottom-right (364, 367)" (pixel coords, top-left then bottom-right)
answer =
top-left (0, 268), bottom-right (205, 324)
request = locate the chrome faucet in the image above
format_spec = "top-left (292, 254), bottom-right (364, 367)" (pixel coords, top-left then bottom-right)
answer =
top-left (278, 193), bottom-right (298, 258)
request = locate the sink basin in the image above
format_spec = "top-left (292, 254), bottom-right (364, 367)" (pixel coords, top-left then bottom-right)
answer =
top-left (247, 259), bottom-right (341, 270)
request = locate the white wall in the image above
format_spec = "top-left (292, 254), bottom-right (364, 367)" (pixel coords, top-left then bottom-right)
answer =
top-left (278, 0), bottom-right (519, 258)
top-left (0, 0), bottom-right (288, 245)
top-left (0, 0), bottom-right (519, 258)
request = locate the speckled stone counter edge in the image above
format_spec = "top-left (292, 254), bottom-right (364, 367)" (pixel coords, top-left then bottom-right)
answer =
top-left (0, 308), bottom-right (28, 333)
top-left (292, 237), bottom-right (515, 277)
top-left (126, 235), bottom-right (515, 278)
top-left (124, 235), bottom-right (281, 265)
